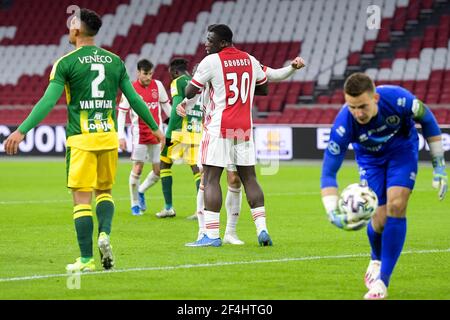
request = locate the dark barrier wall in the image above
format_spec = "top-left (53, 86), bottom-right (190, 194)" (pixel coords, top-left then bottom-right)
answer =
top-left (1, 125), bottom-right (449, 160)
top-left (293, 126), bottom-right (450, 161)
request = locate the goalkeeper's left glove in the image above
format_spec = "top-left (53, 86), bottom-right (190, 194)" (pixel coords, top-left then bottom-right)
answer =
top-left (432, 156), bottom-right (448, 201)
top-left (327, 209), bottom-right (367, 231)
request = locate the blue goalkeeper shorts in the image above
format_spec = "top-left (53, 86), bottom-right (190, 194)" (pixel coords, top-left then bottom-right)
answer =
top-left (356, 146), bottom-right (418, 206)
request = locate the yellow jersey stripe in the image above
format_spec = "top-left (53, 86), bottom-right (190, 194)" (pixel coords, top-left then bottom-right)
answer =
top-left (65, 84), bottom-right (71, 105)
top-left (80, 110), bottom-right (89, 134)
top-left (49, 47), bottom-right (83, 81)
top-left (107, 110), bottom-right (116, 133)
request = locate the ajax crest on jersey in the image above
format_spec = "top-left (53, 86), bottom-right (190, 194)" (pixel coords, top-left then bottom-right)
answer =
top-left (338, 181), bottom-right (378, 227)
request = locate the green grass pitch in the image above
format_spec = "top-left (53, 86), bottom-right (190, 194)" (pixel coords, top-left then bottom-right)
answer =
top-left (0, 159), bottom-right (449, 300)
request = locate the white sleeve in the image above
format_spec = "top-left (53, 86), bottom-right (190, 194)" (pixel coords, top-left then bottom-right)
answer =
top-left (265, 65), bottom-right (296, 82)
top-left (156, 80), bottom-right (172, 116)
top-left (191, 56), bottom-right (213, 89)
top-left (117, 94), bottom-right (130, 139)
top-left (250, 55), bottom-right (267, 86)
top-left (118, 93), bottom-right (131, 112)
top-left (117, 108), bottom-right (127, 139)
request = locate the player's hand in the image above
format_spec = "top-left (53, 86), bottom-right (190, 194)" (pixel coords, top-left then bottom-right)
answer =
top-left (327, 209), bottom-right (367, 231)
top-left (4, 130), bottom-right (25, 155)
top-left (152, 129), bottom-right (165, 152)
top-left (176, 100), bottom-right (187, 117)
top-left (119, 138), bottom-right (127, 151)
top-left (432, 156), bottom-right (448, 201)
top-left (327, 209), bottom-right (347, 229)
top-left (291, 57), bottom-right (306, 69)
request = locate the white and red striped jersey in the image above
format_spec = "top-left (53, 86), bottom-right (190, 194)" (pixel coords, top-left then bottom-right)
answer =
top-left (191, 46), bottom-right (267, 140)
top-left (118, 79), bottom-right (171, 145)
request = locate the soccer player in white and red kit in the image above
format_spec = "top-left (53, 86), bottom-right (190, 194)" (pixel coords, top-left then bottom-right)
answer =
top-left (118, 59), bottom-right (171, 216)
top-left (183, 24), bottom-right (271, 247)
top-left (181, 57), bottom-right (306, 246)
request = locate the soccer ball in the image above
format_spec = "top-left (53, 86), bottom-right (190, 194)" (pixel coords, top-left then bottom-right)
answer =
top-left (338, 182), bottom-right (378, 226)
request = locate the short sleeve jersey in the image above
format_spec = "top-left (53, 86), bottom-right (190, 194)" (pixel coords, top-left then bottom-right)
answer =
top-left (190, 46), bottom-right (267, 140)
top-left (49, 45), bottom-right (128, 150)
top-left (118, 79), bottom-right (169, 144)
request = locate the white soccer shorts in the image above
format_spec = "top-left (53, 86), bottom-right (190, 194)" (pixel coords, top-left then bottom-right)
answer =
top-left (131, 143), bottom-right (161, 163)
top-left (199, 132), bottom-right (256, 168)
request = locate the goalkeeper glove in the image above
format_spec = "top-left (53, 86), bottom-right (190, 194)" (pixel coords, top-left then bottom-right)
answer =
top-left (327, 209), bottom-right (368, 231)
top-left (432, 156), bottom-right (448, 201)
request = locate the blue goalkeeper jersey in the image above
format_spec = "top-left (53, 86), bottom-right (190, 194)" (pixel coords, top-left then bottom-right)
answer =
top-left (321, 85), bottom-right (436, 190)
top-left (329, 85), bottom-right (419, 157)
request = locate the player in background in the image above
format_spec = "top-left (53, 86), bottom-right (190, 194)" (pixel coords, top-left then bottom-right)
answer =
top-left (179, 57), bottom-right (306, 245)
top-left (155, 58), bottom-right (203, 218)
top-left (181, 24), bottom-right (271, 247)
top-left (117, 59), bottom-right (171, 216)
top-left (4, 9), bottom-right (165, 272)
top-left (320, 73), bottom-right (447, 299)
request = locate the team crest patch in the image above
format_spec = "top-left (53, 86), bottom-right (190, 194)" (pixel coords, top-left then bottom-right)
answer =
top-left (386, 115), bottom-right (400, 126)
top-left (327, 140), bottom-right (341, 155)
top-left (152, 89), bottom-right (158, 99)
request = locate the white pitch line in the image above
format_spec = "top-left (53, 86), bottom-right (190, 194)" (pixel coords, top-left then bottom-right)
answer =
top-left (1, 248), bottom-right (449, 283)
top-left (0, 192), bottom-right (319, 205)
top-left (0, 188), bottom-right (436, 206)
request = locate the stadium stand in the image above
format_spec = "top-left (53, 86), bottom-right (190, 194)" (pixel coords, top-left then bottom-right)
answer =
top-left (0, 0), bottom-right (449, 125)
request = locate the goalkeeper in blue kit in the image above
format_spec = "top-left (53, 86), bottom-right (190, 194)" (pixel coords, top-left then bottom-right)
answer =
top-left (320, 73), bottom-right (447, 299)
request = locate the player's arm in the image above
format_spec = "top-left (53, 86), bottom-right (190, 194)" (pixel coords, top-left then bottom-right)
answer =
top-left (172, 94), bottom-right (186, 118)
top-left (320, 112), bottom-right (358, 229)
top-left (117, 94), bottom-right (130, 151)
top-left (411, 99), bottom-right (447, 200)
top-left (186, 57), bottom-right (211, 99)
top-left (264, 57), bottom-right (306, 82)
top-left (254, 81), bottom-right (269, 96)
top-left (120, 78), bottom-right (165, 150)
top-left (176, 93), bottom-right (201, 117)
top-left (254, 58), bottom-right (269, 96)
top-left (156, 80), bottom-right (172, 117)
top-left (4, 82), bottom-right (64, 155)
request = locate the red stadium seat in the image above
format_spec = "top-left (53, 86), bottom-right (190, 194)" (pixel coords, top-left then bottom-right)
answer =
top-left (421, 0), bottom-right (434, 9)
top-left (402, 80), bottom-right (415, 92)
top-left (301, 82), bottom-right (314, 96)
top-left (269, 96), bottom-right (284, 112)
top-left (440, 94), bottom-right (450, 104)
top-left (362, 41), bottom-right (376, 54)
top-left (317, 95), bottom-right (330, 104)
top-left (255, 99), bottom-right (269, 112)
top-left (392, 8), bottom-right (407, 31)
top-left (395, 48), bottom-right (408, 59)
top-left (348, 52), bottom-right (361, 66)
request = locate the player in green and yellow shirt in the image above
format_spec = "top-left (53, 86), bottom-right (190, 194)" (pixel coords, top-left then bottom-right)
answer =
top-left (4, 8), bottom-right (164, 272)
top-left (156, 58), bottom-right (203, 218)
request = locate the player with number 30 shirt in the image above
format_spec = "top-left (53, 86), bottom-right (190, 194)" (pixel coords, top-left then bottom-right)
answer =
top-left (190, 43), bottom-right (267, 167)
